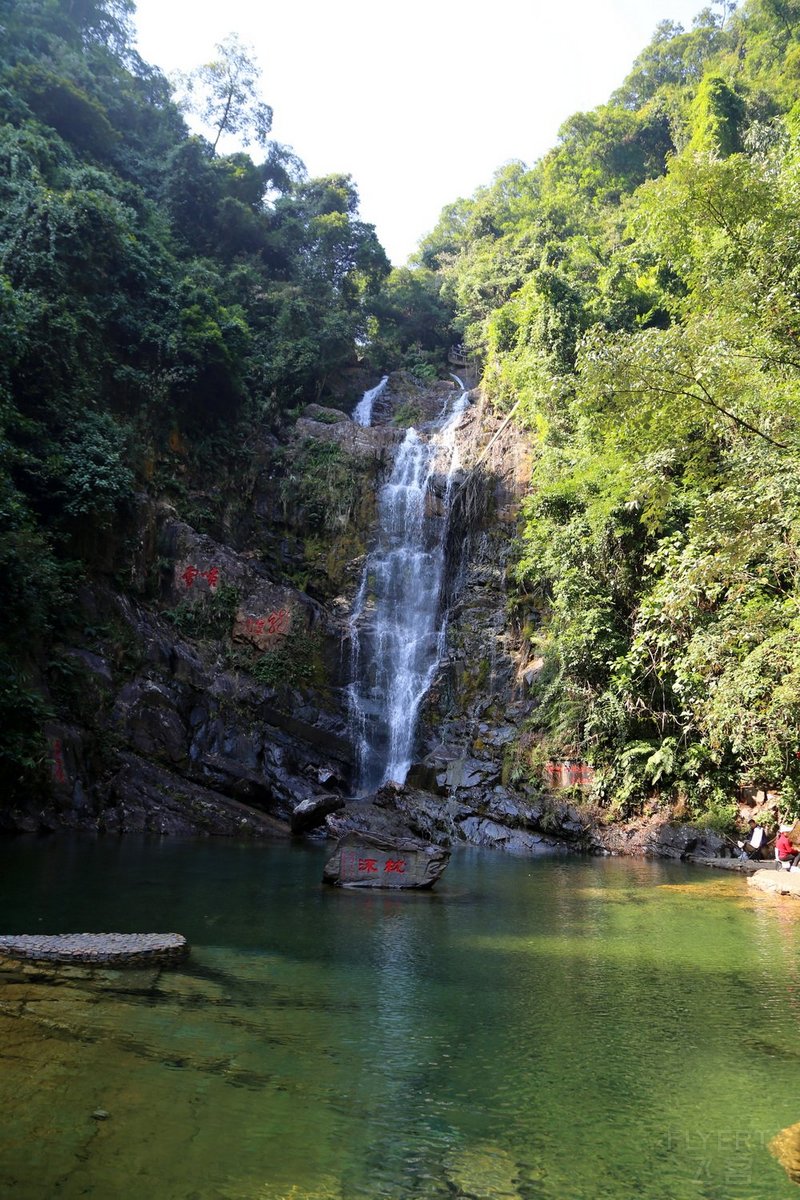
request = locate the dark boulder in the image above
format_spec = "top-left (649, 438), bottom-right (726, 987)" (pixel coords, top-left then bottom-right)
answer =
top-left (103, 753), bottom-right (290, 838)
top-left (290, 792), bottom-right (344, 834)
top-left (325, 800), bottom-right (416, 843)
top-left (322, 831), bottom-right (450, 889)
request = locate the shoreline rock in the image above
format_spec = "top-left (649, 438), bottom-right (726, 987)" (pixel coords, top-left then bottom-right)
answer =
top-left (748, 867), bottom-right (800, 898)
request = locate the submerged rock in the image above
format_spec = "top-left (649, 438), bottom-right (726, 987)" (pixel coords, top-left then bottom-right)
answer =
top-left (771, 1120), bottom-right (800, 1183)
top-left (444, 757), bottom-right (499, 790)
top-left (322, 831), bottom-right (450, 890)
top-left (443, 1142), bottom-right (524, 1199)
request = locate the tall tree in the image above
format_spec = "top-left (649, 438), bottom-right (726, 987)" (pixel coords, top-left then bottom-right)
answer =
top-left (176, 34), bottom-right (273, 154)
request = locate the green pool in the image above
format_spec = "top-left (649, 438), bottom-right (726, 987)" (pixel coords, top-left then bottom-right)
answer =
top-left (1, 836), bottom-right (798, 1199)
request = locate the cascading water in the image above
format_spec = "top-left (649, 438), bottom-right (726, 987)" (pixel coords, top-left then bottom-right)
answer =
top-left (352, 375), bottom-right (388, 427)
top-left (348, 384), bottom-right (469, 792)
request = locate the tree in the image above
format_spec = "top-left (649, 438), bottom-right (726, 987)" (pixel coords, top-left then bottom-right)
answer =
top-left (688, 75), bottom-right (744, 155)
top-left (757, 0), bottom-right (800, 35)
top-left (176, 34), bottom-right (273, 154)
top-left (365, 265), bottom-right (454, 372)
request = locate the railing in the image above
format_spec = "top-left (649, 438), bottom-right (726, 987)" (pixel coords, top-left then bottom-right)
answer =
top-left (448, 344), bottom-right (468, 367)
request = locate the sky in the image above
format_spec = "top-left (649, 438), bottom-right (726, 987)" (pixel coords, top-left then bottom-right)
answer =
top-left (131, 0), bottom-right (712, 265)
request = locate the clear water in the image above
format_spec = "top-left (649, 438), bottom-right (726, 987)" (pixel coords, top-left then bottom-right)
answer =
top-left (1, 837), bottom-right (800, 1200)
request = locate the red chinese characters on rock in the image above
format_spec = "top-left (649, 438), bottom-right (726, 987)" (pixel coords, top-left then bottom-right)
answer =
top-left (337, 849), bottom-right (410, 883)
top-left (267, 609), bottom-right (290, 635)
top-left (52, 739), bottom-right (66, 785)
top-left (244, 609), bottom-right (291, 637)
top-left (181, 565), bottom-right (220, 589)
top-left (356, 858), bottom-right (406, 874)
top-left (544, 761), bottom-right (594, 790)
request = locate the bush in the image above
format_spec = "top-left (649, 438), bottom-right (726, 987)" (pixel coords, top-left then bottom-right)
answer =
top-left (164, 583), bottom-right (240, 641)
top-left (281, 438), bottom-right (364, 532)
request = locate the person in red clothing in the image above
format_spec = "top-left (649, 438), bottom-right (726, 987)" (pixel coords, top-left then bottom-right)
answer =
top-left (775, 829), bottom-right (797, 869)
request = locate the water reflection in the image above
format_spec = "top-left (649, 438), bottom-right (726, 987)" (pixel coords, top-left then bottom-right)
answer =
top-left (1, 839), bottom-right (800, 1198)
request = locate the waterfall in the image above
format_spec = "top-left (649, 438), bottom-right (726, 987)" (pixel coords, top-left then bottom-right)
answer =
top-left (348, 389), bottom-right (469, 792)
top-left (353, 375), bottom-right (389, 427)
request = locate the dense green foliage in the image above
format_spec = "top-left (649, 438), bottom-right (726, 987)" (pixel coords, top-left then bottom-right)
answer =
top-left (10, 0), bottom-right (800, 826)
top-left (280, 438), bottom-right (366, 533)
top-left (0, 0), bottom-right (392, 799)
top-left (422, 1), bottom-right (800, 814)
top-left (363, 265), bottom-right (454, 379)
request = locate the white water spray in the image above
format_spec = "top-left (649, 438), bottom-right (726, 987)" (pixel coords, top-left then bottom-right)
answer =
top-left (348, 388), bottom-right (469, 792)
top-left (353, 375), bottom-right (389, 427)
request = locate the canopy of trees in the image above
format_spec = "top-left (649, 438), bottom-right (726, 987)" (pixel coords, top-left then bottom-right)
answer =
top-left (0, 0), bottom-right (395, 798)
top-left (419, 0), bottom-right (800, 819)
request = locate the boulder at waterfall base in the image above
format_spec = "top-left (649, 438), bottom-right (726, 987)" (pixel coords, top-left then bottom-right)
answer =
top-left (322, 831), bottom-right (450, 889)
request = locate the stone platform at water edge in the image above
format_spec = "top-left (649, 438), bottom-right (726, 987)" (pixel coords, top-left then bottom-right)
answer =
top-left (0, 932), bottom-right (188, 966)
top-left (323, 831), bottom-right (450, 890)
top-left (748, 868), bottom-right (800, 899)
top-left (687, 856), bottom-right (781, 873)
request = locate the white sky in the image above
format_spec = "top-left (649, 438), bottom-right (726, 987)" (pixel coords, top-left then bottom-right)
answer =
top-left (131, 0), bottom-right (711, 265)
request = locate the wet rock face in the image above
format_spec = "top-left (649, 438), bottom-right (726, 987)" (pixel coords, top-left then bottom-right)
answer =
top-left (293, 414), bottom-right (398, 458)
top-left (102, 753), bottom-right (292, 837)
top-left (113, 680), bottom-right (190, 767)
top-left (16, 501), bottom-right (364, 837)
top-left (95, 628), bottom-right (353, 836)
top-left (323, 785), bottom-right (594, 858)
top-left (393, 390), bottom-right (554, 853)
top-left (593, 817), bottom-right (730, 861)
top-left (17, 378), bottom-right (478, 841)
top-left (648, 824), bottom-right (714, 859)
top-left (456, 817), bottom-right (567, 856)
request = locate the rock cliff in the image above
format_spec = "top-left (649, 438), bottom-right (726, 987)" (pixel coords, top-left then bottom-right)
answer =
top-left (7, 377), bottom-right (397, 835)
top-left (7, 371), bottom-right (729, 864)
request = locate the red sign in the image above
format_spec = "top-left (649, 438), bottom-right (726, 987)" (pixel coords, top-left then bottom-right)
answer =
top-left (338, 849), bottom-right (414, 884)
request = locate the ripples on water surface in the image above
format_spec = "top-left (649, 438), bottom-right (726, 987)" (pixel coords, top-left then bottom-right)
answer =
top-left (2, 837), bottom-right (800, 1199)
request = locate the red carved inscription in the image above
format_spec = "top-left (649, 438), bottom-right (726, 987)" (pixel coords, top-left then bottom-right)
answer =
top-left (244, 609), bottom-right (291, 637)
top-left (181, 565), bottom-right (220, 589)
